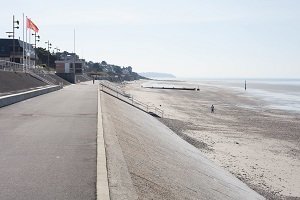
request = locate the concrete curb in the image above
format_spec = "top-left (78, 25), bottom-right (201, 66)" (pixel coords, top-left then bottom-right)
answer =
top-left (97, 86), bottom-right (110, 200)
top-left (0, 85), bottom-right (61, 108)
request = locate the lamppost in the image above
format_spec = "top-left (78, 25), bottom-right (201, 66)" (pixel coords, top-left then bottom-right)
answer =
top-left (32, 33), bottom-right (40, 66)
top-left (45, 41), bottom-right (52, 67)
top-left (54, 47), bottom-right (60, 54)
top-left (6, 15), bottom-right (19, 63)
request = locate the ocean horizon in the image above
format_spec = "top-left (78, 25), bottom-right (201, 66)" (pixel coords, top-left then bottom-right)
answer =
top-left (144, 78), bottom-right (300, 113)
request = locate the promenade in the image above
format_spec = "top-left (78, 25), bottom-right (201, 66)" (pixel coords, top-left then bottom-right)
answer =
top-left (0, 81), bottom-right (264, 199)
top-left (0, 82), bottom-right (97, 199)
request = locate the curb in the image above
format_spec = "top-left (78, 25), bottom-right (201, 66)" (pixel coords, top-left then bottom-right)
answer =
top-left (97, 86), bottom-right (110, 200)
top-left (0, 85), bottom-right (61, 108)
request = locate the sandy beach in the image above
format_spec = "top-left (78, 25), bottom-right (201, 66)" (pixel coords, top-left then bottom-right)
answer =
top-left (123, 80), bottom-right (300, 200)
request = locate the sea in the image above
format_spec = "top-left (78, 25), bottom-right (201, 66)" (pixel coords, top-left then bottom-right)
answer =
top-left (190, 79), bottom-right (300, 113)
top-left (144, 78), bottom-right (300, 113)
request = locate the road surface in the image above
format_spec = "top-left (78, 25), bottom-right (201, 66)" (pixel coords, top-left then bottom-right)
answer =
top-left (0, 83), bottom-right (97, 199)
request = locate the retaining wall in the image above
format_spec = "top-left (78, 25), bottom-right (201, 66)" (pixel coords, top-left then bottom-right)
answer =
top-left (0, 85), bottom-right (61, 108)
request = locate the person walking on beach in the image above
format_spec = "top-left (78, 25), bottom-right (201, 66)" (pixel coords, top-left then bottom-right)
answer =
top-left (211, 104), bottom-right (215, 113)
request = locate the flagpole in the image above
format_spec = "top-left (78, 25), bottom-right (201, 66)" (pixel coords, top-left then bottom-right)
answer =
top-left (22, 13), bottom-right (25, 72)
top-left (74, 28), bottom-right (76, 83)
top-left (29, 28), bottom-right (31, 67)
top-left (74, 29), bottom-right (76, 55)
top-left (25, 16), bottom-right (28, 72)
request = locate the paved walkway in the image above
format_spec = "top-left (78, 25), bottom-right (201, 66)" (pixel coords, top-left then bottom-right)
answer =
top-left (0, 82), bottom-right (98, 199)
top-left (0, 81), bottom-right (265, 200)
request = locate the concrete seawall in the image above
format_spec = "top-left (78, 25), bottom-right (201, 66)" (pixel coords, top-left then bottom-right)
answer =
top-left (100, 91), bottom-right (264, 200)
top-left (0, 85), bottom-right (61, 108)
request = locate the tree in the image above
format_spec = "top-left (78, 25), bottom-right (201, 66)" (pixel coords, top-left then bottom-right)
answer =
top-left (127, 66), bottom-right (132, 73)
top-left (101, 61), bottom-right (107, 66)
top-left (91, 62), bottom-right (104, 72)
top-left (113, 65), bottom-right (122, 74)
top-left (35, 47), bottom-right (56, 68)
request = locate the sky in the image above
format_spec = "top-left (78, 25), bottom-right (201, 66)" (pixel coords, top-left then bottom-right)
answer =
top-left (1, 0), bottom-right (300, 78)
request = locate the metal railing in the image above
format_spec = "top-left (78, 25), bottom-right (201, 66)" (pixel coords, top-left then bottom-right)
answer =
top-left (82, 74), bottom-right (92, 81)
top-left (101, 80), bottom-right (131, 97)
top-left (0, 60), bottom-right (57, 85)
top-left (99, 81), bottom-right (164, 118)
top-left (29, 68), bottom-right (58, 85)
top-left (0, 60), bottom-right (24, 72)
top-left (27, 71), bottom-right (54, 85)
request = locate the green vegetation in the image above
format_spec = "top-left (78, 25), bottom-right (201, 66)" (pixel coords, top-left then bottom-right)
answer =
top-left (35, 47), bottom-right (57, 67)
top-left (35, 48), bottom-right (146, 82)
top-left (86, 61), bottom-right (145, 81)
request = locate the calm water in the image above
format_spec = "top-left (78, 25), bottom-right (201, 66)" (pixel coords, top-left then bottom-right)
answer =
top-left (188, 79), bottom-right (300, 113)
top-left (143, 79), bottom-right (300, 113)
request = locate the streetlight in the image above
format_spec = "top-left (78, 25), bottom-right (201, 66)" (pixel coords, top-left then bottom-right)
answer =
top-left (32, 33), bottom-right (40, 66)
top-left (45, 41), bottom-right (52, 67)
top-left (6, 15), bottom-right (19, 63)
top-left (54, 47), bottom-right (60, 54)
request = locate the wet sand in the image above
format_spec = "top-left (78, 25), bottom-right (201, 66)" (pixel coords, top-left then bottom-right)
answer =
top-left (123, 80), bottom-right (300, 200)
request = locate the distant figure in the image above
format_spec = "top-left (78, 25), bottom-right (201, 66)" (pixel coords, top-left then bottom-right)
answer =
top-left (245, 80), bottom-right (247, 91)
top-left (211, 104), bottom-right (215, 113)
top-left (93, 77), bottom-right (95, 84)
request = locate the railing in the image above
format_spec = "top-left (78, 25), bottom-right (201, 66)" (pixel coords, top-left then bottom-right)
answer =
top-left (0, 60), bottom-right (24, 72)
top-left (82, 74), bottom-right (92, 81)
top-left (0, 60), bottom-right (57, 85)
top-left (27, 71), bottom-right (54, 85)
top-left (99, 81), bottom-right (164, 118)
top-left (101, 80), bottom-right (131, 97)
top-left (29, 68), bottom-right (58, 85)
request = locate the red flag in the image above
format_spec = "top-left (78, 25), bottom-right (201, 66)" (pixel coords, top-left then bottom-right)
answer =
top-left (26, 17), bottom-right (39, 33)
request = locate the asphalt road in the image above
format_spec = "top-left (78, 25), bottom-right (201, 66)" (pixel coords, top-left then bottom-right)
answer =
top-left (0, 83), bottom-right (97, 200)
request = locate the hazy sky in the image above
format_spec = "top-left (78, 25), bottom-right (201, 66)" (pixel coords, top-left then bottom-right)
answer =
top-left (1, 0), bottom-right (300, 78)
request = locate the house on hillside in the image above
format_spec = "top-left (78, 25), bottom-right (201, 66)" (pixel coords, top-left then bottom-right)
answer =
top-left (56, 52), bottom-right (79, 61)
top-left (0, 38), bottom-right (36, 66)
top-left (122, 67), bottom-right (129, 75)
